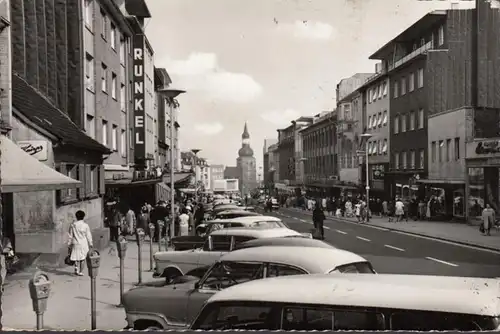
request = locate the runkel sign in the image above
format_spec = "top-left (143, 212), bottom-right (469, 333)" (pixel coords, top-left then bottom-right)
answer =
top-left (133, 33), bottom-right (146, 162)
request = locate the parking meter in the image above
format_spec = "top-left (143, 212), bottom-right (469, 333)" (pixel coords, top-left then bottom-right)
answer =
top-left (136, 228), bottom-right (146, 246)
top-left (29, 271), bottom-right (51, 330)
top-left (136, 228), bottom-right (145, 285)
top-left (148, 223), bottom-right (155, 271)
top-left (86, 249), bottom-right (101, 278)
top-left (158, 221), bottom-right (165, 251)
top-left (116, 235), bottom-right (128, 259)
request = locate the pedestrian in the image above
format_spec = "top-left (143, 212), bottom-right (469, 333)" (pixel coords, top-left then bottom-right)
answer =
top-left (355, 201), bottom-right (361, 222)
top-left (178, 208), bottom-right (190, 236)
top-left (125, 206), bottom-right (136, 235)
top-left (194, 202), bottom-right (205, 228)
top-left (67, 210), bottom-right (93, 276)
top-left (395, 198), bottom-right (404, 222)
top-left (137, 206), bottom-right (150, 238)
top-left (382, 199), bottom-right (388, 217)
top-left (481, 204), bottom-right (495, 236)
top-left (108, 206), bottom-right (121, 242)
top-left (312, 203), bottom-right (325, 240)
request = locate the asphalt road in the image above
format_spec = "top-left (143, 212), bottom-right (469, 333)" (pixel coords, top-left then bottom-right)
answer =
top-left (261, 207), bottom-right (500, 278)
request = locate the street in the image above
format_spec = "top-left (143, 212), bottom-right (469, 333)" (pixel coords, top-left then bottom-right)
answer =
top-left (265, 207), bottom-right (500, 278)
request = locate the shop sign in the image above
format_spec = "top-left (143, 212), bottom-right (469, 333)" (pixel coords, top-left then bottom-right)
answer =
top-left (371, 164), bottom-right (385, 180)
top-left (18, 140), bottom-right (48, 161)
top-left (475, 140), bottom-right (500, 155)
top-left (133, 33), bottom-right (146, 161)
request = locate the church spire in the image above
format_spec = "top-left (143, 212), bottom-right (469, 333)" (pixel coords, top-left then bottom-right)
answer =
top-left (242, 122), bottom-right (250, 139)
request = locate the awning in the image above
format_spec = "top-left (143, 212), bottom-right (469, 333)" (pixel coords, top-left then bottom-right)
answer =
top-left (416, 179), bottom-right (465, 185)
top-left (156, 182), bottom-right (170, 202)
top-left (1, 135), bottom-right (81, 192)
top-left (105, 177), bottom-right (162, 187)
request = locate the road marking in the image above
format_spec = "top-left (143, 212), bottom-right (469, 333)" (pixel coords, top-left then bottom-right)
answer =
top-left (336, 230), bottom-right (347, 234)
top-left (293, 217), bottom-right (300, 220)
top-left (324, 226), bottom-right (331, 230)
top-left (384, 244), bottom-right (405, 252)
top-left (425, 256), bottom-right (458, 267)
top-left (299, 219), bottom-right (307, 223)
top-left (356, 236), bottom-right (371, 242)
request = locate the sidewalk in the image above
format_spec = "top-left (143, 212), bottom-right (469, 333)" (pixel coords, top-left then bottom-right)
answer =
top-left (283, 207), bottom-right (500, 252)
top-left (2, 241), bottom-right (159, 330)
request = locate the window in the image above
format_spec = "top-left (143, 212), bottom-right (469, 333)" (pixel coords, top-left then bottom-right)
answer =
top-left (112, 124), bottom-right (118, 151)
top-left (382, 110), bottom-right (388, 125)
top-left (446, 138), bottom-right (451, 161)
top-left (102, 120), bottom-right (108, 146)
top-left (419, 149), bottom-right (425, 169)
top-left (200, 261), bottom-right (263, 291)
top-left (368, 89), bottom-right (372, 103)
top-left (101, 63), bottom-right (107, 92)
top-left (417, 68), bottom-right (424, 88)
top-left (86, 114), bottom-right (95, 138)
top-left (431, 141), bottom-right (436, 163)
top-left (390, 311), bottom-right (489, 331)
top-left (204, 235), bottom-right (232, 251)
top-left (57, 164), bottom-right (79, 204)
top-left (394, 115), bottom-right (399, 134)
top-left (193, 303), bottom-right (275, 330)
top-left (378, 84), bottom-right (382, 99)
top-left (372, 87), bottom-right (378, 101)
top-left (120, 38), bottom-right (126, 65)
top-left (120, 84), bottom-right (126, 110)
top-left (401, 114), bottom-right (406, 132)
top-left (267, 264), bottom-right (305, 277)
top-left (377, 112), bottom-right (382, 127)
top-left (418, 108), bottom-right (424, 128)
top-left (85, 53), bottom-right (94, 91)
top-left (409, 73), bottom-right (415, 92)
top-left (402, 151), bottom-right (407, 169)
top-left (120, 129), bottom-right (126, 157)
top-left (454, 137), bottom-right (460, 160)
top-left (400, 77), bottom-right (406, 95)
top-left (409, 111), bottom-right (415, 130)
top-left (331, 262), bottom-right (375, 274)
top-left (438, 25), bottom-right (444, 45)
top-left (84, 0), bottom-right (93, 30)
top-left (368, 116), bottom-right (372, 129)
top-left (394, 152), bottom-right (400, 169)
top-left (410, 150), bottom-right (415, 169)
top-left (378, 140), bottom-right (383, 154)
top-left (100, 9), bottom-right (107, 40)
top-left (382, 80), bottom-right (388, 96)
top-left (438, 140), bottom-right (444, 162)
top-left (110, 23), bottom-right (116, 49)
top-left (111, 73), bottom-right (117, 99)
top-left (382, 139), bottom-right (388, 154)
top-left (393, 81), bottom-right (398, 98)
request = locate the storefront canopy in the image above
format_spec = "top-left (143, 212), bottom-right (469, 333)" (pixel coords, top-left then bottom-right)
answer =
top-left (1, 135), bottom-right (81, 192)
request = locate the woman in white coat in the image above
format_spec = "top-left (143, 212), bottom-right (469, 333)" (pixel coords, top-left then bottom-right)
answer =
top-left (68, 210), bottom-right (93, 276)
top-left (178, 208), bottom-right (190, 236)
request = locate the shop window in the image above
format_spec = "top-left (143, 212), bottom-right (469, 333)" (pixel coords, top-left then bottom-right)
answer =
top-left (57, 164), bottom-right (80, 205)
top-left (468, 168), bottom-right (484, 218)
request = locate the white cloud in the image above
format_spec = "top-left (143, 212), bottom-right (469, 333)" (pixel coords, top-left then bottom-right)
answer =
top-left (194, 122), bottom-right (224, 135)
top-left (163, 53), bottom-right (262, 103)
top-left (260, 109), bottom-right (301, 127)
top-left (277, 20), bottom-right (335, 41)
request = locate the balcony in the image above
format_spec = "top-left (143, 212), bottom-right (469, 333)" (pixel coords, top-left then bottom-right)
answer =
top-left (388, 41), bottom-right (433, 71)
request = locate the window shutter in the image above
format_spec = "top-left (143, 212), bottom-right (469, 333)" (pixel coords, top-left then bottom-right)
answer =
top-left (78, 164), bottom-right (87, 199)
top-left (99, 165), bottom-right (106, 195)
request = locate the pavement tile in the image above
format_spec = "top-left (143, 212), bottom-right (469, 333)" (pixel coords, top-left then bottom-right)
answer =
top-left (282, 207), bottom-right (500, 251)
top-left (2, 241), bottom-right (158, 330)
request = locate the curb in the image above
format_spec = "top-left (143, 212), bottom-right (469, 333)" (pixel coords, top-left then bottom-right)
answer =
top-left (280, 207), bottom-right (500, 253)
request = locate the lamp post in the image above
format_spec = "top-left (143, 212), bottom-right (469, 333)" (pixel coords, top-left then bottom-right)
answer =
top-left (360, 133), bottom-right (372, 222)
top-left (158, 87), bottom-right (186, 243)
top-left (191, 149), bottom-right (201, 200)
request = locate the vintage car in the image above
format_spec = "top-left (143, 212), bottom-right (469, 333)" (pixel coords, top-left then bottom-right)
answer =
top-left (172, 216), bottom-right (292, 250)
top-left (191, 274), bottom-right (500, 331)
top-left (213, 209), bottom-right (260, 220)
top-left (124, 246), bottom-right (374, 330)
top-left (153, 227), bottom-right (305, 279)
top-left (234, 236), bottom-right (336, 250)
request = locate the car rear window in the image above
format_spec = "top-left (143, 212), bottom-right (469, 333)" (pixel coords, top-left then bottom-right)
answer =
top-left (330, 262), bottom-right (375, 274)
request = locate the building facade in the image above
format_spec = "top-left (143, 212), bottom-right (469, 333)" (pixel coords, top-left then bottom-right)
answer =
top-left (292, 117), bottom-right (313, 186)
top-left (362, 62), bottom-right (391, 197)
top-left (277, 124), bottom-right (295, 185)
top-left (267, 143), bottom-right (279, 187)
top-left (237, 123), bottom-right (257, 195)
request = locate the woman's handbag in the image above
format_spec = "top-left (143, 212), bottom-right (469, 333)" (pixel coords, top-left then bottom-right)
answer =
top-left (479, 224), bottom-right (485, 233)
top-left (64, 246), bottom-right (74, 266)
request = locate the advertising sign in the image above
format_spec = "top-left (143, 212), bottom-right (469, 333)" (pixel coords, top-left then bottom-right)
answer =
top-left (133, 33), bottom-right (145, 162)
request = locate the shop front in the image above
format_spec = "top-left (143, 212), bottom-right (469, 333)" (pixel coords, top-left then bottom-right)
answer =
top-left (387, 171), bottom-right (426, 202)
top-left (465, 139), bottom-right (500, 221)
top-left (415, 179), bottom-right (465, 220)
top-left (366, 163), bottom-right (390, 200)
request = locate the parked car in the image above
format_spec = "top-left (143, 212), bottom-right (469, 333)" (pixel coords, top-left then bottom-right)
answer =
top-left (234, 236), bottom-right (336, 250)
top-left (191, 274), bottom-right (500, 331)
top-left (124, 246), bottom-right (373, 330)
top-left (153, 228), bottom-right (305, 279)
top-left (172, 216), bottom-right (291, 250)
top-left (213, 210), bottom-right (260, 220)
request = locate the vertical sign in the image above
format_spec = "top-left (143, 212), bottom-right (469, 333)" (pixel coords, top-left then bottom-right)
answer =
top-left (133, 33), bottom-right (145, 163)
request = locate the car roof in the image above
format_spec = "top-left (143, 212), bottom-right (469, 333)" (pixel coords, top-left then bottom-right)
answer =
top-left (236, 237), bottom-right (335, 250)
top-left (228, 216), bottom-right (281, 222)
top-left (207, 274), bottom-right (500, 316)
top-left (216, 210), bottom-right (259, 215)
top-left (210, 227), bottom-right (301, 238)
top-left (220, 246), bottom-right (364, 273)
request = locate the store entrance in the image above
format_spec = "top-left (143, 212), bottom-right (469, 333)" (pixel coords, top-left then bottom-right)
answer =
top-left (468, 166), bottom-right (500, 219)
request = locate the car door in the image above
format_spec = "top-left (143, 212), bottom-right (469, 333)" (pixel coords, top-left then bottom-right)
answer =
top-left (195, 233), bottom-right (232, 268)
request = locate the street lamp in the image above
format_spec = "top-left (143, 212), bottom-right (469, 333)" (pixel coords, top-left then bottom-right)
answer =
top-left (360, 132), bottom-right (372, 222)
top-left (158, 87), bottom-right (186, 241)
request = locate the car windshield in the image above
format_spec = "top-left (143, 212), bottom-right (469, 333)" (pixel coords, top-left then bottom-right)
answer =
top-left (200, 261), bottom-right (264, 290)
top-left (330, 261), bottom-right (375, 274)
top-left (249, 221), bottom-right (285, 228)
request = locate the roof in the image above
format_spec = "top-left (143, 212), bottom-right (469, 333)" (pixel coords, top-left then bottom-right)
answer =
top-left (220, 247), bottom-right (364, 274)
top-left (208, 274), bottom-right (500, 316)
top-left (229, 215), bottom-right (281, 222)
top-left (235, 237), bottom-right (335, 250)
top-left (12, 74), bottom-right (110, 153)
top-left (216, 210), bottom-right (260, 216)
top-left (369, 10), bottom-right (447, 60)
top-left (125, 0), bottom-right (151, 18)
top-left (210, 227), bottom-right (301, 238)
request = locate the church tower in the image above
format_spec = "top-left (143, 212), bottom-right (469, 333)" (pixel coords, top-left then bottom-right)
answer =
top-left (237, 122), bottom-right (256, 195)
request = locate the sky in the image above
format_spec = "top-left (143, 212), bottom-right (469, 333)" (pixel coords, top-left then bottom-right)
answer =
top-left (144, 0), bottom-right (474, 170)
